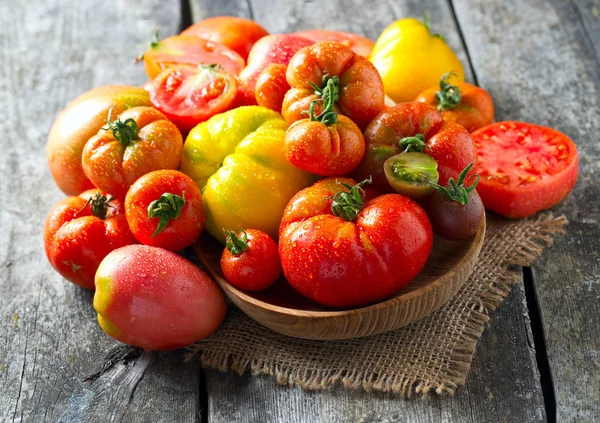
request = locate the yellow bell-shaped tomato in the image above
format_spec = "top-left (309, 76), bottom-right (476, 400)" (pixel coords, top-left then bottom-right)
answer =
top-left (181, 106), bottom-right (315, 243)
top-left (370, 17), bottom-right (464, 103)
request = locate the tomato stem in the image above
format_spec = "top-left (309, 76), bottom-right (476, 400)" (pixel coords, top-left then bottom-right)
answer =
top-left (224, 229), bottom-right (249, 255)
top-left (147, 192), bottom-right (186, 238)
top-left (430, 163), bottom-right (479, 205)
top-left (103, 108), bottom-right (139, 146)
top-left (76, 193), bottom-right (114, 220)
top-left (306, 74), bottom-right (339, 126)
top-left (135, 29), bottom-right (160, 62)
top-left (329, 177), bottom-right (372, 222)
top-left (435, 72), bottom-right (461, 111)
top-left (399, 133), bottom-right (427, 153)
top-left (422, 11), bottom-right (446, 42)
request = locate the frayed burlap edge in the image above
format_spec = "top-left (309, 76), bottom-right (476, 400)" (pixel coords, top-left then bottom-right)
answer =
top-left (186, 214), bottom-right (567, 398)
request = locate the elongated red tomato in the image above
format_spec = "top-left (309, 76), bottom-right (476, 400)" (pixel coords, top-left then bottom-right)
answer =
top-left (473, 121), bottom-right (578, 218)
top-left (149, 64), bottom-right (238, 133)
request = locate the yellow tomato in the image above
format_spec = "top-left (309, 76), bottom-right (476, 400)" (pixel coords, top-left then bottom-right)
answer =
top-left (370, 18), bottom-right (464, 103)
top-left (180, 106), bottom-right (315, 243)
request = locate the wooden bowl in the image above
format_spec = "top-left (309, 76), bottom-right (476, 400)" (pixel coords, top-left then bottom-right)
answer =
top-left (193, 218), bottom-right (485, 340)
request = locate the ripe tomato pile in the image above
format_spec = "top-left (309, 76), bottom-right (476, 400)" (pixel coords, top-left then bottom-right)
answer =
top-left (44, 16), bottom-right (579, 350)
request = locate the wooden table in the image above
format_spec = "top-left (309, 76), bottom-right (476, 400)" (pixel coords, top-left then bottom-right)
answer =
top-left (0, 0), bottom-right (598, 421)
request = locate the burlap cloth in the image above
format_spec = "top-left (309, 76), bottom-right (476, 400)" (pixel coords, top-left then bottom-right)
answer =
top-left (188, 213), bottom-right (567, 397)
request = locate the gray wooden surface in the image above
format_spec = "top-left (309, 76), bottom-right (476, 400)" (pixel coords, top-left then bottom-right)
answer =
top-left (0, 0), bottom-right (597, 421)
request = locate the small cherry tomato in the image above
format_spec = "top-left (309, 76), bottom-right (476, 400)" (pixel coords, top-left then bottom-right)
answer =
top-left (44, 190), bottom-right (137, 290)
top-left (81, 106), bottom-right (182, 199)
top-left (282, 41), bottom-right (385, 130)
top-left (422, 164), bottom-right (484, 240)
top-left (416, 72), bottom-right (494, 132)
top-left (182, 16), bottom-right (269, 61)
top-left (255, 64), bottom-right (290, 111)
top-left (284, 77), bottom-right (365, 176)
top-left (294, 29), bottom-right (374, 57)
top-left (220, 229), bottom-right (281, 292)
top-left (125, 170), bottom-right (205, 251)
top-left (149, 64), bottom-right (239, 133)
top-left (357, 101), bottom-right (477, 191)
top-left (94, 245), bottom-right (227, 350)
top-left (473, 121), bottom-right (578, 218)
top-left (139, 32), bottom-right (244, 80)
top-left (383, 151), bottom-right (439, 198)
top-left (279, 178), bottom-right (433, 308)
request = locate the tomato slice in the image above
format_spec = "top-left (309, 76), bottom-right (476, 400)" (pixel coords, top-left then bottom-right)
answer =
top-left (383, 152), bottom-right (439, 198)
top-left (149, 65), bottom-right (238, 133)
top-left (473, 121), bottom-right (578, 218)
top-left (142, 35), bottom-right (245, 80)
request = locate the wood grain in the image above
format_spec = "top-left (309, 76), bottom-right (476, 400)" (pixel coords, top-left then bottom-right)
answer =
top-left (194, 220), bottom-right (485, 340)
top-left (452, 0), bottom-right (600, 420)
top-left (0, 1), bottom-right (203, 422)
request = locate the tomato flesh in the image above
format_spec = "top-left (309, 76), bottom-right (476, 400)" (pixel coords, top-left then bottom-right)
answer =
top-left (473, 121), bottom-right (578, 218)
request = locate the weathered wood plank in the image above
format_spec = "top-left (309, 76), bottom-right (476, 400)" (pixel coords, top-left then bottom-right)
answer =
top-left (0, 1), bottom-right (203, 422)
top-left (188, 0), bottom-right (546, 420)
top-left (452, 0), bottom-right (600, 420)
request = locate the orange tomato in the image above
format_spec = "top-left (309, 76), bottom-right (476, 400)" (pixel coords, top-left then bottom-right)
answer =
top-left (294, 30), bottom-right (374, 57)
top-left (255, 64), bottom-right (290, 111)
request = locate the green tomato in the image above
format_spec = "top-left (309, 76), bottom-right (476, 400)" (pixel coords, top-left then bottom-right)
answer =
top-left (383, 152), bottom-right (439, 198)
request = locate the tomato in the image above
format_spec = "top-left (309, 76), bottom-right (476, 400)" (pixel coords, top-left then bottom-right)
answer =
top-left (81, 106), bottom-right (182, 199)
top-left (383, 152), bottom-right (439, 198)
top-left (284, 80), bottom-right (365, 175)
top-left (422, 164), bottom-right (484, 240)
top-left (125, 170), bottom-right (205, 251)
top-left (140, 33), bottom-right (244, 80)
top-left (180, 106), bottom-right (315, 243)
top-left (148, 64), bottom-right (239, 133)
top-left (182, 16), bottom-right (269, 61)
top-left (357, 101), bottom-right (476, 191)
top-left (255, 64), bottom-right (289, 111)
top-left (279, 178), bottom-right (433, 308)
top-left (44, 190), bottom-right (137, 290)
top-left (282, 41), bottom-right (385, 130)
top-left (473, 122), bottom-right (578, 219)
top-left (370, 17), bottom-right (464, 103)
top-left (416, 73), bottom-right (494, 132)
top-left (47, 86), bottom-right (151, 195)
top-left (239, 34), bottom-right (314, 94)
top-left (94, 245), bottom-right (226, 350)
top-left (294, 30), bottom-right (374, 57)
top-left (220, 229), bottom-right (281, 291)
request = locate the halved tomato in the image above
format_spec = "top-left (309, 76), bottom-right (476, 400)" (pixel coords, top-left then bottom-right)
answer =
top-left (140, 34), bottom-right (245, 80)
top-left (148, 64), bottom-right (238, 133)
top-left (473, 121), bottom-right (578, 218)
top-left (294, 30), bottom-right (375, 57)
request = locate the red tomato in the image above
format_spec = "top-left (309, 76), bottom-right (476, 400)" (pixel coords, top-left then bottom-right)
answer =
top-left (81, 106), bottom-right (182, 199)
top-left (182, 16), bottom-right (269, 61)
top-left (357, 101), bottom-right (477, 191)
top-left (416, 73), bottom-right (494, 132)
top-left (125, 170), bottom-right (205, 251)
top-left (282, 41), bottom-right (385, 130)
top-left (239, 34), bottom-right (314, 93)
top-left (44, 190), bottom-right (137, 290)
top-left (473, 121), bottom-right (578, 218)
top-left (94, 245), bottom-right (227, 350)
top-left (140, 34), bottom-right (244, 80)
top-left (294, 30), bottom-right (374, 57)
top-left (220, 229), bottom-right (281, 291)
top-left (279, 178), bottom-right (433, 308)
top-left (148, 64), bottom-right (239, 133)
top-left (255, 64), bottom-right (290, 111)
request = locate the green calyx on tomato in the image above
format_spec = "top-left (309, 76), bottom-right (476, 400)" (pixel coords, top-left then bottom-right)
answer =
top-left (103, 109), bottom-right (139, 146)
top-left (136, 30), bottom-right (161, 62)
top-left (147, 192), bottom-right (186, 237)
top-left (422, 11), bottom-right (446, 41)
top-left (76, 193), bottom-right (114, 220)
top-left (307, 74), bottom-right (340, 126)
top-left (224, 229), bottom-right (249, 255)
top-left (399, 133), bottom-right (427, 153)
top-left (435, 72), bottom-right (461, 111)
top-left (430, 163), bottom-right (478, 206)
top-left (384, 152), bottom-right (439, 198)
top-left (329, 177), bottom-right (372, 222)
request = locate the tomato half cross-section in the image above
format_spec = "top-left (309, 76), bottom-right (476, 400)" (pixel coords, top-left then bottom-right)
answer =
top-left (279, 178), bottom-right (433, 309)
top-left (473, 121), bottom-right (578, 218)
